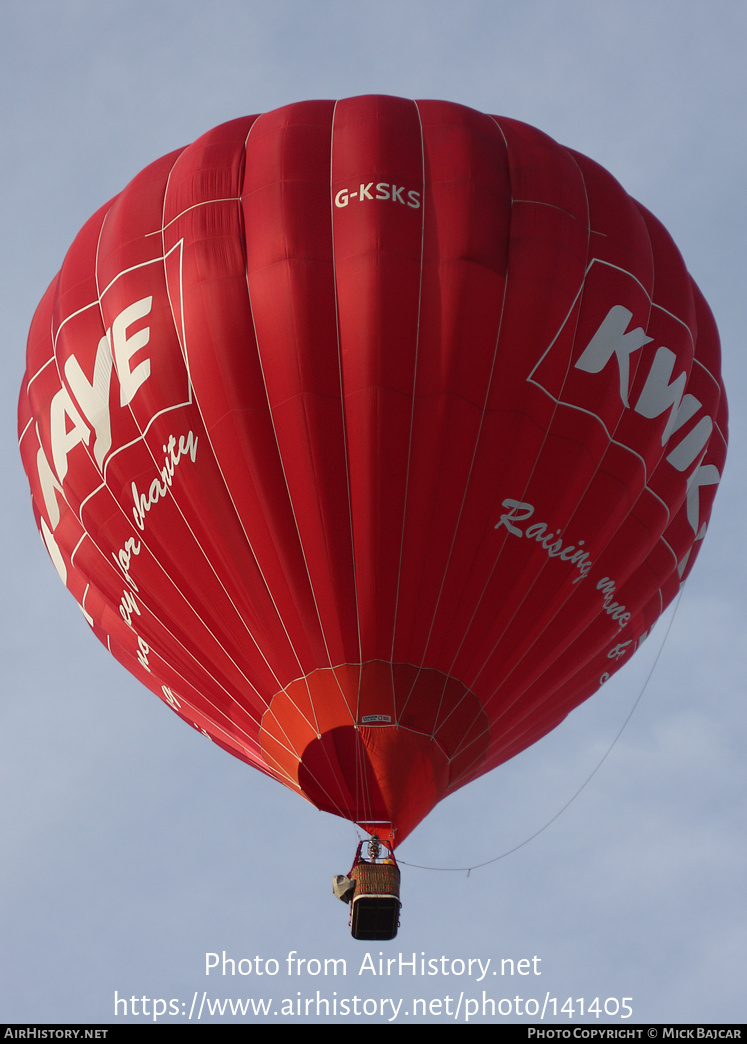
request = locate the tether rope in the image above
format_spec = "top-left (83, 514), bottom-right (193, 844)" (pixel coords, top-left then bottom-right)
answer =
top-left (396, 589), bottom-right (683, 874)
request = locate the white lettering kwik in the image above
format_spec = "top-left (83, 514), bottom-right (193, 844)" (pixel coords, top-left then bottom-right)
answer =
top-left (576, 305), bottom-right (714, 479)
top-left (568, 300), bottom-right (726, 546)
top-left (575, 305), bottom-right (653, 407)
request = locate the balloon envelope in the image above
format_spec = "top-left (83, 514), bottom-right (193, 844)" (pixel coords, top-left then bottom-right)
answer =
top-left (18, 97), bottom-right (727, 845)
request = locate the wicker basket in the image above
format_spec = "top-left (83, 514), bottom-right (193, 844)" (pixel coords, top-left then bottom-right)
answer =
top-left (350, 860), bottom-right (400, 898)
top-left (350, 861), bottom-right (401, 940)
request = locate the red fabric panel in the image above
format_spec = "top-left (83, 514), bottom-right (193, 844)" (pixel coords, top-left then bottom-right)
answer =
top-left (19, 97), bottom-right (728, 844)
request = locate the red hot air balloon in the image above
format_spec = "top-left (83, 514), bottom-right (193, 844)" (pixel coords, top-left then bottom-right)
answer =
top-left (18, 96), bottom-right (727, 851)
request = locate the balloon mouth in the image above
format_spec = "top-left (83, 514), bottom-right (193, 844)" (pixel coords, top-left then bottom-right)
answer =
top-left (259, 661), bottom-right (489, 845)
